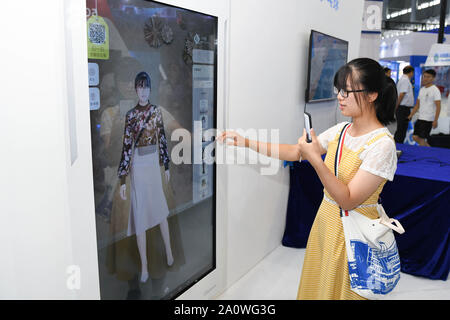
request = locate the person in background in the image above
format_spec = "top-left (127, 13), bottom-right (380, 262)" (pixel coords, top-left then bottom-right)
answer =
top-left (394, 65), bottom-right (415, 143)
top-left (384, 67), bottom-right (392, 78)
top-left (408, 69), bottom-right (441, 147)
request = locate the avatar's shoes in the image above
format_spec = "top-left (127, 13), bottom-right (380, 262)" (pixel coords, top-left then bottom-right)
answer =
top-left (140, 271), bottom-right (149, 283)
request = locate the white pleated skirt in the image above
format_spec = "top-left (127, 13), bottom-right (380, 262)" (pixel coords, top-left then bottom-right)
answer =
top-left (127, 148), bottom-right (169, 237)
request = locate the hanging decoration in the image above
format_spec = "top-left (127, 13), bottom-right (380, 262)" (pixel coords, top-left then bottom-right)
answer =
top-left (144, 16), bottom-right (163, 48)
top-left (161, 23), bottom-right (174, 44)
top-left (144, 15), bottom-right (173, 48)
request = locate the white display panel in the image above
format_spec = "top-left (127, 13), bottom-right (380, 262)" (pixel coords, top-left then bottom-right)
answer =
top-left (84, 0), bottom-right (228, 300)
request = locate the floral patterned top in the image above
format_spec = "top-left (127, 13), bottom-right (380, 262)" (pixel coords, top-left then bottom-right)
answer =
top-left (118, 103), bottom-right (170, 178)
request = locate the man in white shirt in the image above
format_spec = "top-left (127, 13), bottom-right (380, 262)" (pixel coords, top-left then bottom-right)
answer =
top-left (394, 65), bottom-right (415, 143)
top-left (408, 69), bottom-right (441, 147)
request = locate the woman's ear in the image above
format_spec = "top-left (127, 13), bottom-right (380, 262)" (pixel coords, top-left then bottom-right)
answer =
top-left (367, 92), bottom-right (378, 103)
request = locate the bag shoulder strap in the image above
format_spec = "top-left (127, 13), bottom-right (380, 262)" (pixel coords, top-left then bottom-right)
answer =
top-left (377, 204), bottom-right (406, 234)
top-left (334, 124), bottom-right (406, 234)
top-left (334, 123), bottom-right (351, 218)
top-left (334, 123), bottom-right (352, 177)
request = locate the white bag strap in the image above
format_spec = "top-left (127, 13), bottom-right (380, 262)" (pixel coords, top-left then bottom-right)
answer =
top-left (335, 123), bottom-right (405, 235)
top-left (377, 204), bottom-right (405, 234)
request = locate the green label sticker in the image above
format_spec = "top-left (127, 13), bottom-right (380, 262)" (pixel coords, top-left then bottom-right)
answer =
top-left (87, 15), bottom-right (109, 60)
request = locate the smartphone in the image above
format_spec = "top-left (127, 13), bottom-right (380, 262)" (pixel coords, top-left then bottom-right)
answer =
top-left (304, 112), bottom-right (312, 143)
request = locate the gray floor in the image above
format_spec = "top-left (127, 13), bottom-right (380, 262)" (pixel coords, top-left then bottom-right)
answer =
top-left (216, 245), bottom-right (450, 300)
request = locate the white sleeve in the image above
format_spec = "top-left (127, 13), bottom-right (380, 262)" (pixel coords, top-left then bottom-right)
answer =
top-left (417, 88), bottom-right (423, 102)
top-left (317, 122), bottom-right (347, 151)
top-left (397, 79), bottom-right (408, 93)
top-left (433, 86), bottom-right (442, 101)
top-left (359, 137), bottom-right (397, 181)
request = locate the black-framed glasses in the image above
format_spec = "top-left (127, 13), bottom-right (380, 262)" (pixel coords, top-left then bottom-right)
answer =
top-left (333, 87), bottom-right (367, 98)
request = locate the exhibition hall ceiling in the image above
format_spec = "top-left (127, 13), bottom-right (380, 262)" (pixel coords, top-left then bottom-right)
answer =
top-left (383, 0), bottom-right (449, 25)
top-left (382, 0), bottom-right (449, 36)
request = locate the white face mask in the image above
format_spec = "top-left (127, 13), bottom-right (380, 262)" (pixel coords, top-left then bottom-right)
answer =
top-left (136, 86), bottom-right (150, 103)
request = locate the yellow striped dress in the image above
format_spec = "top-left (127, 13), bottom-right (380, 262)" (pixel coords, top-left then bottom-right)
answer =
top-left (297, 123), bottom-right (395, 300)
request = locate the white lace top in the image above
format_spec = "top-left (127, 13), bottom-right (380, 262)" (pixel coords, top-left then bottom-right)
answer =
top-left (318, 122), bottom-right (397, 181)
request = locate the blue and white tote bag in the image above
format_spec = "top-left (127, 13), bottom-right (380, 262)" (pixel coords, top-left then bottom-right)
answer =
top-left (336, 123), bottom-right (405, 299)
top-left (340, 206), bottom-right (405, 299)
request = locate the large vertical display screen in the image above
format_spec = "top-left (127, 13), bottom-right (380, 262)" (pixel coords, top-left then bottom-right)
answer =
top-left (305, 30), bottom-right (348, 103)
top-left (86, 0), bottom-right (217, 300)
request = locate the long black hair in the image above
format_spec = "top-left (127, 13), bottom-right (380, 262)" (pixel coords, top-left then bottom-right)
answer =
top-left (333, 58), bottom-right (397, 126)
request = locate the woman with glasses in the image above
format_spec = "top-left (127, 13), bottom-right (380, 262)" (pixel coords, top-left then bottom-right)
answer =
top-left (217, 58), bottom-right (398, 299)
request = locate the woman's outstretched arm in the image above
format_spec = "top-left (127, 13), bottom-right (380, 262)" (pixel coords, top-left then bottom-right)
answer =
top-left (217, 130), bottom-right (302, 162)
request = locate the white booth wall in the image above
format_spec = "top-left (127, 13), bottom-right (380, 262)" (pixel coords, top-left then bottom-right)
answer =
top-left (0, 0), bottom-right (99, 299)
top-left (360, 32), bottom-right (382, 61)
top-left (225, 0), bottom-right (363, 290)
top-left (380, 31), bottom-right (446, 60)
top-left (0, 0), bottom-right (365, 299)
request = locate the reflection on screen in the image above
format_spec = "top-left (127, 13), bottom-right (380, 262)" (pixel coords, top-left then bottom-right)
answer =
top-left (86, 0), bottom-right (217, 300)
top-left (308, 31), bottom-right (348, 102)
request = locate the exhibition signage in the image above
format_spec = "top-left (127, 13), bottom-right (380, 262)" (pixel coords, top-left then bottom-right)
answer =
top-left (425, 43), bottom-right (450, 66)
top-left (362, 0), bottom-right (383, 33)
top-left (319, 0), bottom-right (339, 11)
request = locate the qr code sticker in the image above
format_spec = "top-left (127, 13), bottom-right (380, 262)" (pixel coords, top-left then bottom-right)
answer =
top-left (89, 23), bottom-right (106, 45)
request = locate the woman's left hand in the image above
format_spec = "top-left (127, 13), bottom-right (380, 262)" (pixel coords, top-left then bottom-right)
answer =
top-left (298, 128), bottom-right (322, 165)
